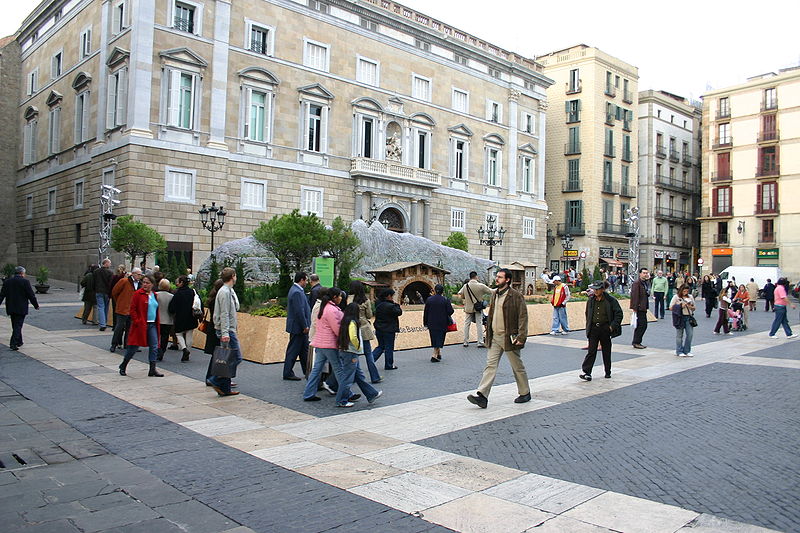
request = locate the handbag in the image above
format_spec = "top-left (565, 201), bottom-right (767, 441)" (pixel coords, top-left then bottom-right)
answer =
top-left (210, 343), bottom-right (236, 378)
top-left (192, 290), bottom-right (204, 320)
top-left (197, 309), bottom-right (210, 333)
top-left (688, 315), bottom-right (698, 328)
top-left (446, 317), bottom-right (458, 332)
top-left (465, 284), bottom-right (485, 313)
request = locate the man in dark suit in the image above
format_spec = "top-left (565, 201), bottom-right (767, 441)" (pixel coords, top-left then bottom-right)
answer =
top-left (629, 267), bottom-right (650, 349)
top-left (0, 266), bottom-right (40, 350)
top-left (580, 281), bottom-right (624, 381)
top-left (283, 272), bottom-right (311, 380)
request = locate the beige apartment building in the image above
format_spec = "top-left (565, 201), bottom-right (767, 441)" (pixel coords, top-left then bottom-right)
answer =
top-left (700, 67), bottom-right (800, 279)
top-left (538, 45), bottom-right (638, 275)
top-left (637, 90), bottom-right (702, 274)
top-left (9, 0), bottom-right (552, 281)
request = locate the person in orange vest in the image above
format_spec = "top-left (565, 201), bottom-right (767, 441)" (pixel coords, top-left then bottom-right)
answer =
top-left (550, 275), bottom-right (571, 335)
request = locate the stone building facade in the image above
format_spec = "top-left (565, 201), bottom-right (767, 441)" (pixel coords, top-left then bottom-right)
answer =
top-left (700, 67), bottom-right (800, 280)
top-left (0, 36), bottom-right (21, 266)
top-left (537, 45), bottom-right (639, 275)
top-left (637, 89), bottom-right (701, 274)
top-left (12, 0), bottom-right (552, 282)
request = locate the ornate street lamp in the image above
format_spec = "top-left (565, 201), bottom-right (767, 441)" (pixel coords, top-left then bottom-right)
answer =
top-left (477, 214), bottom-right (506, 262)
top-left (198, 201), bottom-right (227, 252)
top-left (624, 206), bottom-right (640, 287)
top-left (368, 202), bottom-right (390, 229)
top-left (98, 184), bottom-right (121, 262)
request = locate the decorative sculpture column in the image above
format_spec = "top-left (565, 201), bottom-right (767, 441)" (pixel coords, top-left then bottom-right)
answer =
top-left (506, 89), bottom-right (520, 196)
top-left (422, 199), bottom-right (431, 238)
top-left (354, 190), bottom-right (364, 221)
top-left (410, 199), bottom-right (419, 234)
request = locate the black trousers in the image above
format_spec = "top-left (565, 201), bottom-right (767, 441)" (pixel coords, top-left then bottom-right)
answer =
top-left (159, 324), bottom-right (173, 355)
top-left (765, 298), bottom-right (774, 312)
top-left (111, 314), bottom-right (130, 347)
top-left (582, 325), bottom-right (612, 376)
top-left (653, 292), bottom-right (665, 318)
top-left (283, 332), bottom-right (309, 378)
top-left (704, 296), bottom-right (716, 317)
top-left (632, 310), bottom-right (648, 345)
top-left (9, 314), bottom-right (25, 348)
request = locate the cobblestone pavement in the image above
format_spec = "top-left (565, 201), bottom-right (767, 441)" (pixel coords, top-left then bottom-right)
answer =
top-left (0, 280), bottom-right (796, 532)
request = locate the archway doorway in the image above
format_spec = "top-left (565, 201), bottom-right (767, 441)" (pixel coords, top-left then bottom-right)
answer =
top-left (402, 280), bottom-right (432, 304)
top-left (379, 207), bottom-right (406, 233)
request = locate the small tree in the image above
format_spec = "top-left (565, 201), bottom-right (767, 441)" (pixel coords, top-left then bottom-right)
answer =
top-left (110, 215), bottom-right (167, 270)
top-left (234, 257), bottom-right (246, 302)
top-left (579, 266), bottom-right (591, 291)
top-left (177, 253), bottom-right (188, 278)
top-left (442, 232), bottom-right (468, 252)
top-left (253, 210), bottom-right (328, 282)
top-left (326, 216), bottom-right (362, 290)
top-left (206, 254), bottom-right (220, 293)
top-left (592, 265), bottom-right (603, 283)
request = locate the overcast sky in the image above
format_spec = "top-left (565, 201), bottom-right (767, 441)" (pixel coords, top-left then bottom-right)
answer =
top-left (4, 0), bottom-right (798, 99)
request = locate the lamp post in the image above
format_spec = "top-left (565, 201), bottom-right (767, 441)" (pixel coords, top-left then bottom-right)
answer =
top-left (624, 206), bottom-right (640, 287)
top-left (198, 201), bottom-right (227, 252)
top-left (98, 184), bottom-right (121, 262)
top-left (560, 233), bottom-right (574, 271)
top-left (477, 214), bottom-right (506, 262)
top-left (368, 202), bottom-right (390, 229)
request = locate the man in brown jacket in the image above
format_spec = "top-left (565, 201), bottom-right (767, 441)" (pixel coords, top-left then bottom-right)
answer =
top-left (468, 268), bottom-right (530, 409)
top-left (109, 268), bottom-right (142, 352)
top-left (629, 267), bottom-right (650, 349)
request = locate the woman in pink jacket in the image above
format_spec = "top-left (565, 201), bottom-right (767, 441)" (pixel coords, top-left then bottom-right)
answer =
top-left (302, 288), bottom-right (352, 406)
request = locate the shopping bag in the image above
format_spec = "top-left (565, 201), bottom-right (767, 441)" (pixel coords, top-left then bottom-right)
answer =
top-left (630, 310), bottom-right (638, 329)
top-left (446, 317), bottom-right (458, 332)
top-left (210, 343), bottom-right (236, 378)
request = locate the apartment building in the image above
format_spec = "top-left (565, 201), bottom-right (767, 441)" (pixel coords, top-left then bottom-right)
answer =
top-left (0, 36), bottom-right (20, 266)
top-left (10, 0), bottom-right (552, 281)
top-left (637, 90), bottom-right (701, 274)
top-left (538, 45), bottom-right (638, 274)
top-left (700, 67), bottom-right (800, 279)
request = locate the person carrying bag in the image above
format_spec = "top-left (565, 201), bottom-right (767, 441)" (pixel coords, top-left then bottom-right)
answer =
top-left (670, 284), bottom-right (696, 357)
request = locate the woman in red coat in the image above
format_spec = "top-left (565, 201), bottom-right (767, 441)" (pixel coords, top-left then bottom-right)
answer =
top-left (119, 275), bottom-right (163, 377)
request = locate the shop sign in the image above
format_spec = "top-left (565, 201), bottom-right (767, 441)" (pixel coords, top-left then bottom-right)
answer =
top-left (666, 251), bottom-right (678, 260)
top-left (599, 247), bottom-right (614, 259)
top-left (712, 248), bottom-right (733, 256)
top-left (756, 248), bottom-right (779, 258)
top-left (653, 250), bottom-right (665, 259)
top-left (616, 248), bottom-right (629, 260)
top-left (563, 249), bottom-right (579, 257)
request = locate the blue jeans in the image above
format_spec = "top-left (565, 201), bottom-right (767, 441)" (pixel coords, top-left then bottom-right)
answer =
top-left (96, 293), bottom-right (110, 327)
top-left (551, 306), bottom-right (569, 333)
top-left (769, 305), bottom-right (793, 337)
top-left (304, 348), bottom-right (345, 403)
top-left (675, 316), bottom-right (694, 355)
top-left (125, 323), bottom-right (159, 362)
top-left (337, 351), bottom-right (379, 404)
top-left (208, 330), bottom-right (242, 394)
top-left (372, 331), bottom-right (396, 369)
top-left (362, 339), bottom-right (381, 382)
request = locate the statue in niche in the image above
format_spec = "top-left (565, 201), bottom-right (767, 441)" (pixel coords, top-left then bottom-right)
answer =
top-left (386, 131), bottom-right (402, 161)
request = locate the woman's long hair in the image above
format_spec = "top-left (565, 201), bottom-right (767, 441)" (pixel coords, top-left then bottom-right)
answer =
top-left (349, 280), bottom-right (367, 305)
top-left (338, 302), bottom-right (361, 351)
top-left (205, 279), bottom-right (224, 309)
top-left (318, 287), bottom-right (343, 319)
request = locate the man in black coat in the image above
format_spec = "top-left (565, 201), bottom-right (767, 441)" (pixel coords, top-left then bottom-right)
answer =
top-left (580, 281), bottom-right (623, 381)
top-left (763, 279), bottom-right (776, 312)
top-left (0, 267), bottom-right (40, 350)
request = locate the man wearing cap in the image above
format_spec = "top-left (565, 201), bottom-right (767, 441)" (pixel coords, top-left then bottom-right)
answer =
top-left (0, 266), bottom-right (40, 350)
top-left (549, 275), bottom-right (570, 335)
top-left (580, 281), bottom-right (623, 381)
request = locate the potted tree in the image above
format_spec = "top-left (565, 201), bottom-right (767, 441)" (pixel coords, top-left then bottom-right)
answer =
top-left (35, 266), bottom-right (50, 294)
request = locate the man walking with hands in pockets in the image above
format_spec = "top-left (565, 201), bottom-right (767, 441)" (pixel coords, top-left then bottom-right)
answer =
top-left (468, 268), bottom-right (530, 409)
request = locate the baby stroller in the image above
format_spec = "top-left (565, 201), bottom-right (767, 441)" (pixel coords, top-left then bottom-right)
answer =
top-left (731, 300), bottom-right (748, 331)
top-left (727, 307), bottom-right (744, 332)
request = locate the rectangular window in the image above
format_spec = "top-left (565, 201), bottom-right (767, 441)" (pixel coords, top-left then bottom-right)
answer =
top-left (164, 167), bottom-right (196, 203)
top-left (567, 200), bottom-right (582, 227)
top-left (450, 207), bottom-right (465, 231)
top-left (567, 159), bottom-right (580, 188)
top-left (30, 230), bottom-right (34, 252)
top-left (75, 223), bottom-right (81, 244)
top-left (167, 71), bottom-right (196, 129)
top-left (758, 146), bottom-right (777, 174)
top-left (620, 203), bottom-right (629, 225)
top-left (714, 186), bottom-right (731, 214)
top-left (47, 187), bottom-right (57, 215)
top-left (356, 57), bottom-right (379, 86)
top-left (174, 2), bottom-right (195, 33)
top-left (487, 100), bottom-right (501, 123)
top-left (107, 68), bottom-right (128, 128)
top-left (304, 39), bottom-right (329, 71)
top-left (301, 186), bottom-right (323, 217)
top-left (759, 181), bottom-right (777, 212)
top-left (75, 91), bottom-right (90, 144)
top-left (568, 127), bottom-right (580, 152)
top-left (240, 178), bottom-right (267, 211)
top-left (718, 123), bottom-right (730, 144)
top-left (521, 157), bottom-right (533, 193)
top-left (451, 138), bottom-right (467, 179)
top-left (566, 99), bottom-right (580, 123)
top-left (358, 116), bottom-right (374, 158)
top-left (112, 0), bottom-right (128, 33)
top-left (604, 129), bottom-right (614, 157)
top-left (102, 168), bottom-right (115, 187)
top-left (245, 88), bottom-right (269, 142)
top-left (26, 195), bottom-right (33, 219)
top-left (48, 107), bottom-right (61, 155)
top-left (603, 200), bottom-right (614, 225)
top-left (80, 27), bottom-right (92, 58)
top-left (247, 22), bottom-right (273, 55)
top-left (51, 52), bottom-right (62, 78)
top-left (522, 217), bottom-right (535, 239)
top-left (452, 88), bottom-right (468, 112)
top-left (307, 103), bottom-right (322, 152)
top-left (27, 69), bottom-right (38, 95)
top-left (23, 120), bottom-right (37, 165)
top-left (416, 130), bottom-right (430, 169)
top-left (522, 112), bottom-right (534, 134)
top-left (764, 88), bottom-right (777, 109)
top-left (603, 160), bottom-right (612, 187)
top-left (487, 148), bottom-right (499, 186)
top-left (412, 74), bottom-right (431, 101)
top-left (621, 165), bottom-right (629, 188)
top-left (44, 228), bottom-right (50, 252)
top-left (568, 68), bottom-right (580, 92)
top-left (74, 180), bottom-right (84, 208)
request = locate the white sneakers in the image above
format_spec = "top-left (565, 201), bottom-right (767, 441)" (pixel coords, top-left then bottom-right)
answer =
top-left (789, 334), bottom-right (798, 339)
top-left (550, 331), bottom-right (568, 336)
top-left (769, 335), bottom-right (778, 339)
top-left (684, 352), bottom-right (694, 357)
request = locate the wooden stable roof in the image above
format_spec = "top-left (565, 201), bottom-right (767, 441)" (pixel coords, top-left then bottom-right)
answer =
top-left (366, 262), bottom-right (451, 275)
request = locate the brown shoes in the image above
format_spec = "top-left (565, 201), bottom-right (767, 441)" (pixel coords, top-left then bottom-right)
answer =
top-left (632, 343), bottom-right (647, 349)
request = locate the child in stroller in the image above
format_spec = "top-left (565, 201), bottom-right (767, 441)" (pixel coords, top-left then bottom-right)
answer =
top-left (728, 304), bottom-right (745, 332)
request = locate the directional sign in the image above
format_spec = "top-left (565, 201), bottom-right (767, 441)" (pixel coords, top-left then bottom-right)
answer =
top-left (697, 258), bottom-right (704, 265)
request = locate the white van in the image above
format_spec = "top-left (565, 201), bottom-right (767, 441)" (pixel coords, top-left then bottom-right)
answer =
top-left (719, 266), bottom-right (782, 293)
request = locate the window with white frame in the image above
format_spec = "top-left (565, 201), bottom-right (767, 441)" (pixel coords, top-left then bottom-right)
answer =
top-left (450, 137), bottom-right (468, 180)
top-left (303, 39), bottom-right (329, 71)
top-left (172, 1), bottom-right (200, 34)
top-left (107, 67), bottom-right (128, 128)
top-left (521, 112), bottom-right (535, 134)
top-left (485, 147), bottom-right (501, 186)
top-left (27, 69), bottom-right (38, 95)
top-left (356, 115), bottom-right (376, 158)
top-left (521, 156), bottom-right (534, 193)
top-left (75, 91), bottom-right (90, 144)
top-left (240, 177), bottom-right (267, 211)
top-left (414, 128), bottom-right (431, 169)
top-left (74, 180), bottom-right (84, 209)
top-left (301, 186), bottom-right (323, 217)
top-left (356, 56), bottom-right (379, 86)
top-left (25, 195), bottom-right (33, 219)
top-left (412, 74), bottom-right (431, 102)
top-left (80, 27), bottom-right (92, 58)
top-left (23, 118), bottom-right (37, 165)
top-left (244, 87), bottom-right (271, 143)
top-left (486, 100), bottom-right (502, 123)
top-left (48, 107), bottom-right (61, 155)
top-left (450, 207), bottom-right (466, 232)
top-left (47, 187), bottom-right (57, 215)
top-left (522, 217), bottom-right (536, 239)
top-left (164, 167), bottom-right (196, 203)
top-left (112, 0), bottom-right (128, 34)
top-left (165, 70), bottom-right (197, 129)
top-left (51, 51), bottom-right (62, 79)
top-left (452, 88), bottom-right (468, 113)
top-left (303, 102), bottom-right (327, 152)
top-left (246, 21), bottom-right (274, 55)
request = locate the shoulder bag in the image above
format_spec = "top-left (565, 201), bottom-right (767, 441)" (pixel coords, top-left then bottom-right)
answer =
top-left (466, 284), bottom-right (485, 313)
